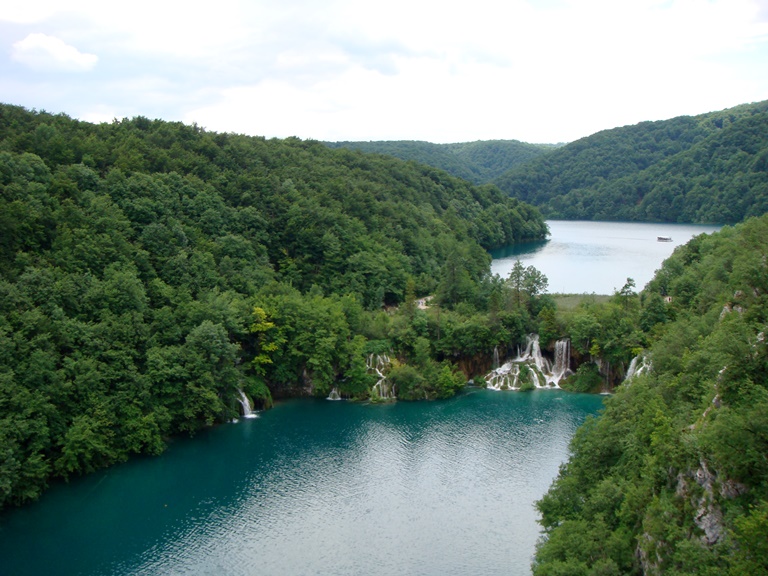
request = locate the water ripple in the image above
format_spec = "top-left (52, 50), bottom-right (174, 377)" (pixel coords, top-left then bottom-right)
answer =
top-left (0, 391), bottom-right (603, 576)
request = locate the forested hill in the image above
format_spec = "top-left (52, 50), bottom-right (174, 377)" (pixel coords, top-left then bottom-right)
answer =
top-left (325, 139), bottom-right (556, 184)
top-left (494, 100), bottom-right (768, 224)
top-left (534, 213), bottom-right (768, 574)
top-left (0, 103), bottom-right (547, 509)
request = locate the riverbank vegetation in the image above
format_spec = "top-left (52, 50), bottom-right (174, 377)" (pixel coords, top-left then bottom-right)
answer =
top-left (533, 214), bottom-right (768, 574)
top-left (0, 104), bottom-right (549, 509)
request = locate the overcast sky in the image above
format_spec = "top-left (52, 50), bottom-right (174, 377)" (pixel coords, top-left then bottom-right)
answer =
top-left (2, 0), bottom-right (767, 144)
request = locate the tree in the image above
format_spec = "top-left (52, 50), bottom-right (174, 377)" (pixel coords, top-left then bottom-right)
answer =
top-left (524, 265), bottom-right (548, 298)
top-left (508, 260), bottom-right (526, 309)
top-left (616, 278), bottom-right (637, 310)
top-left (178, 321), bottom-right (240, 430)
top-left (250, 306), bottom-right (279, 375)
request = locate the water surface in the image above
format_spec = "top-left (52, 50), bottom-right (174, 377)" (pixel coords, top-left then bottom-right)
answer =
top-left (0, 390), bottom-right (603, 576)
top-left (491, 220), bottom-right (722, 294)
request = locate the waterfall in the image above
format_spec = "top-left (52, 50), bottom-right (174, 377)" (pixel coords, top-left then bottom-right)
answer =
top-left (484, 334), bottom-right (572, 391)
top-left (550, 339), bottom-right (572, 386)
top-left (486, 362), bottom-right (520, 390)
top-left (237, 389), bottom-right (258, 419)
top-left (327, 387), bottom-right (341, 401)
top-left (515, 335), bottom-right (536, 362)
top-left (515, 334), bottom-right (550, 376)
top-left (625, 356), bottom-right (639, 380)
top-left (624, 354), bottom-right (651, 384)
top-left (493, 345), bottom-right (500, 369)
top-left (367, 353), bottom-right (395, 400)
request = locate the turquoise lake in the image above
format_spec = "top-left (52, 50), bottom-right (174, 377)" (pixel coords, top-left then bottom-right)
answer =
top-left (4, 219), bottom-right (716, 575)
top-left (0, 390), bottom-right (604, 575)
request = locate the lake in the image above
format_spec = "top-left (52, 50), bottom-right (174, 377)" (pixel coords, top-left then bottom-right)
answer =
top-left (0, 390), bottom-right (603, 576)
top-left (490, 220), bottom-right (723, 294)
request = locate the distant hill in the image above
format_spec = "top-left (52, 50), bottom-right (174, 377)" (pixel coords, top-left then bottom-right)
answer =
top-left (325, 139), bottom-right (557, 184)
top-left (493, 100), bottom-right (768, 224)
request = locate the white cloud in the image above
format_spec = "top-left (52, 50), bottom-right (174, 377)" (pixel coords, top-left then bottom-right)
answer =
top-left (3, 0), bottom-right (767, 142)
top-left (12, 33), bottom-right (98, 72)
top-left (79, 105), bottom-right (120, 124)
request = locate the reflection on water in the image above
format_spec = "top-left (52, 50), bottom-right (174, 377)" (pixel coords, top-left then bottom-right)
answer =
top-left (490, 239), bottom-right (548, 259)
top-left (0, 391), bottom-right (603, 576)
top-left (491, 220), bottom-right (723, 294)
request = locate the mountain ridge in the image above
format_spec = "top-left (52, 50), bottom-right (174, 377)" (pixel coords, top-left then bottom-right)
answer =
top-left (493, 99), bottom-right (768, 223)
top-left (327, 100), bottom-right (768, 224)
top-left (324, 138), bottom-right (559, 184)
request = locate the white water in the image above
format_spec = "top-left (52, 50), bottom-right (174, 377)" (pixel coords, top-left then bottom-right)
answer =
top-left (551, 339), bottom-right (571, 385)
top-left (327, 387), bottom-right (341, 401)
top-left (624, 355), bottom-right (651, 383)
top-left (486, 334), bottom-right (573, 391)
top-left (367, 353), bottom-right (395, 399)
top-left (237, 389), bottom-right (258, 419)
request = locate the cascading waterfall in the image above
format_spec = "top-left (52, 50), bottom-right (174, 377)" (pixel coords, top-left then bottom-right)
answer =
top-left (529, 368), bottom-right (541, 388)
top-left (493, 345), bottom-right (500, 369)
top-left (367, 353), bottom-right (395, 399)
top-left (624, 354), bottom-right (651, 384)
top-left (485, 334), bottom-right (572, 391)
top-left (486, 362), bottom-right (520, 391)
top-left (327, 387), bottom-right (341, 401)
top-left (237, 389), bottom-right (258, 419)
top-left (551, 339), bottom-right (571, 385)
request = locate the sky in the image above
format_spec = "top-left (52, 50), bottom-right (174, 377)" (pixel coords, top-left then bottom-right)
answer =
top-left (1, 0), bottom-right (767, 144)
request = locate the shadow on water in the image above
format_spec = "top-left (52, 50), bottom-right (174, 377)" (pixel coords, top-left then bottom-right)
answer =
top-left (489, 239), bottom-right (549, 260)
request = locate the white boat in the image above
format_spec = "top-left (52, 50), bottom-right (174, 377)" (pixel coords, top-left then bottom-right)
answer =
top-left (657, 236), bottom-right (672, 242)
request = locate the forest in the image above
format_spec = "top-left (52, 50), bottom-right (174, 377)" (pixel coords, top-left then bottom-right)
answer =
top-left (332, 101), bottom-right (768, 225)
top-left (494, 100), bottom-right (768, 224)
top-left (533, 214), bottom-right (768, 575)
top-left (325, 139), bottom-right (556, 184)
top-left (0, 103), bottom-right (549, 509)
top-left (2, 100), bottom-right (768, 573)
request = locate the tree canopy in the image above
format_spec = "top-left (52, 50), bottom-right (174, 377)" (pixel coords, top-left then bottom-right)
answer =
top-left (0, 103), bottom-right (548, 509)
top-left (325, 139), bottom-right (556, 184)
top-left (494, 100), bottom-right (768, 224)
top-left (534, 214), bottom-right (768, 574)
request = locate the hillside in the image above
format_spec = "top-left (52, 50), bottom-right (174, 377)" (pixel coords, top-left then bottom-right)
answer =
top-left (0, 104), bottom-right (548, 509)
top-left (535, 214), bottom-right (768, 574)
top-left (325, 139), bottom-right (555, 184)
top-left (494, 100), bottom-right (768, 224)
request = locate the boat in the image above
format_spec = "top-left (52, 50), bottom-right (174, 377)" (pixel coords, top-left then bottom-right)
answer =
top-left (657, 236), bottom-right (673, 242)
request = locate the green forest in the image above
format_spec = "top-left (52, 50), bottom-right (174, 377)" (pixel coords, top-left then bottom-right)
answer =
top-left (0, 104), bottom-right (548, 509)
top-left (2, 100), bottom-right (768, 574)
top-left (534, 215), bottom-right (768, 575)
top-left (325, 139), bottom-right (556, 184)
top-left (494, 100), bottom-right (768, 224)
top-left (325, 101), bottom-right (768, 225)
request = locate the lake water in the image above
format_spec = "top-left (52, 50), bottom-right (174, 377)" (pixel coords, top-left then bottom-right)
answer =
top-left (0, 390), bottom-right (603, 576)
top-left (490, 220), bottom-right (723, 294)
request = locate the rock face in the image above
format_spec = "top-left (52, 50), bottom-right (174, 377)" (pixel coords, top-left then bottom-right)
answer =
top-left (636, 533), bottom-right (664, 576)
top-left (639, 459), bottom-right (750, 574)
top-left (693, 459), bottom-right (724, 545)
top-left (675, 459), bottom-right (746, 546)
